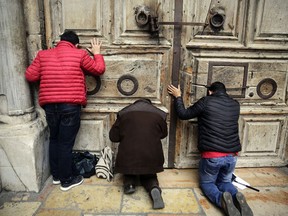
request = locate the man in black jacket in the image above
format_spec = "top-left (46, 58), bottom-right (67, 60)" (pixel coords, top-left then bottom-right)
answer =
top-left (168, 82), bottom-right (253, 216)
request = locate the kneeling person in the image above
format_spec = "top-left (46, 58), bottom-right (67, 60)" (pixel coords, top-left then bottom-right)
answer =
top-left (109, 99), bottom-right (168, 209)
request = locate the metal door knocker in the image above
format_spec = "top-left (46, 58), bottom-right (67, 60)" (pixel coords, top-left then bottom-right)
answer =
top-left (135, 5), bottom-right (151, 27)
top-left (209, 7), bottom-right (226, 31)
top-left (134, 5), bottom-right (160, 37)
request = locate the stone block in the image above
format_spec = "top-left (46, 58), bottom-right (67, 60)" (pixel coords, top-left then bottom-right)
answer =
top-left (0, 117), bottom-right (49, 192)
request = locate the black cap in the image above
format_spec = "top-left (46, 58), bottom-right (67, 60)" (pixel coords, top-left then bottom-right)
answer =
top-left (207, 82), bottom-right (226, 93)
top-left (60, 30), bottom-right (79, 45)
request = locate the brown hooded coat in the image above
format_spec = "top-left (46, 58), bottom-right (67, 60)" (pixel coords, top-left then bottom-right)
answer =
top-left (109, 99), bottom-right (168, 175)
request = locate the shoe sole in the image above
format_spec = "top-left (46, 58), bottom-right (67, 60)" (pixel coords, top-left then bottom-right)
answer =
top-left (222, 192), bottom-right (241, 216)
top-left (151, 188), bottom-right (164, 209)
top-left (53, 180), bottom-right (61, 185)
top-left (236, 192), bottom-right (253, 216)
top-left (60, 178), bottom-right (84, 191)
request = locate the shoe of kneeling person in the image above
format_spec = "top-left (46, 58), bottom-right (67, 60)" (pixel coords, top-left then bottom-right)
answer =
top-left (124, 184), bottom-right (136, 194)
top-left (221, 192), bottom-right (241, 216)
top-left (150, 187), bottom-right (164, 209)
top-left (60, 175), bottom-right (84, 191)
top-left (235, 192), bottom-right (253, 216)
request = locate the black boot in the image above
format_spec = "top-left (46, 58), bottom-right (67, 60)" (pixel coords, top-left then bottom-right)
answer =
top-left (150, 187), bottom-right (164, 209)
top-left (123, 184), bottom-right (136, 194)
top-left (123, 175), bottom-right (137, 194)
top-left (221, 192), bottom-right (241, 216)
top-left (234, 192), bottom-right (253, 216)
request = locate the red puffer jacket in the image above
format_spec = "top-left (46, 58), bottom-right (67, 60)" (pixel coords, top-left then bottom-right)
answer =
top-left (25, 41), bottom-right (105, 106)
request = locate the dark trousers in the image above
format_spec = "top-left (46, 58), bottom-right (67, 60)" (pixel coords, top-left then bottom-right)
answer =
top-left (44, 103), bottom-right (81, 182)
top-left (124, 174), bottom-right (160, 193)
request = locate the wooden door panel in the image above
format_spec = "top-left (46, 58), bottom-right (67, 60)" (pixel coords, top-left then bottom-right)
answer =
top-left (113, 0), bottom-right (173, 45)
top-left (188, 58), bottom-right (287, 103)
top-left (241, 118), bottom-right (283, 155)
top-left (46, 0), bottom-right (111, 45)
top-left (175, 120), bottom-right (199, 168)
top-left (184, 0), bottom-right (246, 48)
top-left (177, 56), bottom-right (288, 167)
top-left (246, 0), bottom-right (288, 49)
top-left (238, 115), bottom-right (287, 166)
top-left (87, 53), bottom-right (169, 101)
top-left (74, 113), bottom-right (111, 151)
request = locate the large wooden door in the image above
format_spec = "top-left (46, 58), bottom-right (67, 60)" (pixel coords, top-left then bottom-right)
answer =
top-left (175, 0), bottom-right (288, 167)
top-left (44, 0), bottom-right (288, 168)
top-left (44, 0), bottom-right (175, 167)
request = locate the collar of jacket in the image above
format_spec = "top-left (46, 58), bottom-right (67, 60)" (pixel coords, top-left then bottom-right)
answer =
top-left (211, 91), bottom-right (227, 97)
top-left (133, 98), bottom-right (152, 105)
top-left (56, 40), bottom-right (77, 48)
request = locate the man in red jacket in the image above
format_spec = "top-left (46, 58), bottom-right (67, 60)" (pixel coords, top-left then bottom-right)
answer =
top-left (25, 31), bottom-right (105, 191)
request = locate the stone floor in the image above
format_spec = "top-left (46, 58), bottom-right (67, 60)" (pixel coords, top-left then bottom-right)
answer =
top-left (0, 167), bottom-right (287, 216)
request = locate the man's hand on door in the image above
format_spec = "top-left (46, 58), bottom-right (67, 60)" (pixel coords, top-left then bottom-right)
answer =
top-left (167, 84), bottom-right (181, 98)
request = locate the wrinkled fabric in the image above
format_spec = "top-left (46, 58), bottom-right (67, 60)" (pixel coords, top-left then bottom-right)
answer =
top-left (44, 103), bottom-right (81, 181)
top-left (25, 41), bottom-right (105, 106)
top-left (109, 99), bottom-right (168, 175)
top-left (174, 92), bottom-right (241, 153)
top-left (199, 155), bottom-right (238, 207)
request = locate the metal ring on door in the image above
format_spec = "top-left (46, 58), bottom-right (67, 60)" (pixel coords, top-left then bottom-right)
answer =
top-left (210, 12), bottom-right (225, 28)
top-left (117, 75), bottom-right (139, 96)
top-left (256, 78), bottom-right (277, 99)
top-left (86, 75), bottom-right (101, 95)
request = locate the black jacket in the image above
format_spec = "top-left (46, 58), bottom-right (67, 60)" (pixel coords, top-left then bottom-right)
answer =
top-left (175, 91), bottom-right (241, 153)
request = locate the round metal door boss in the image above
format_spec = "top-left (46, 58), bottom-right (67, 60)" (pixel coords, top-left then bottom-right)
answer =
top-left (256, 78), bottom-right (277, 99)
top-left (117, 75), bottom-right (139, 96)
top-left (85, 75), bottom-right (101, 95)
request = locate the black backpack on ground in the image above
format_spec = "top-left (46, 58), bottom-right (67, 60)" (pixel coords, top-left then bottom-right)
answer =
top-left (72, 151), bottom-right (98, 178)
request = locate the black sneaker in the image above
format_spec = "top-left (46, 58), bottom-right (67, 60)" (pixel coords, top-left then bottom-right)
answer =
top-left (151, 187), bottom-right (164, 209)
top-left (235, 192), bottom-right (253, 216)
top-left (52, 177), bottom-right (60, 185)
top-left (221, 192), bottom-right (241, 216)
top-left (60, 175), bottom-right (84, 191)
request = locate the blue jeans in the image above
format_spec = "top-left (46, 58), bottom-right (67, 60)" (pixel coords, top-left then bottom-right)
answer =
top-left (44, 103), bottom-right (81, 182)
top-left (199, 155), bottom-right (238, 207)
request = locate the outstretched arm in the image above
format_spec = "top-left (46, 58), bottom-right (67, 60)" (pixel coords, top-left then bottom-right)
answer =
top-left (81, 38), bottom-right (106, 75)
top-left (167, 84), bottom-right (205, 120)
top-left (86, 38), bottom-right (102, 55)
